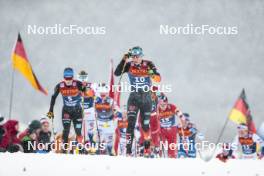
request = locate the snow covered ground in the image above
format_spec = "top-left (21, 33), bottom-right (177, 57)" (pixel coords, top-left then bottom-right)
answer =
top-left (0, 153), bottom-right (263, 176)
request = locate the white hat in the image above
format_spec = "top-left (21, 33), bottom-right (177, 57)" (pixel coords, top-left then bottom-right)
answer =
top-left (40, 117), bottom-right (49, 124)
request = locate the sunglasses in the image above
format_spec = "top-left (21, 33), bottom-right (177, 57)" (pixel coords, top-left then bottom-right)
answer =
top-left (64, 77), bottom-right (73, 81)
top-left (237, 126), bottom-right (248, 130)
top-left (132, 55), bottom-right (140, 58)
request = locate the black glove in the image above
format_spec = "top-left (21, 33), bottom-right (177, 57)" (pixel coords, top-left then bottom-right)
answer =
top-left (122, 53), bottom-right (130, 61)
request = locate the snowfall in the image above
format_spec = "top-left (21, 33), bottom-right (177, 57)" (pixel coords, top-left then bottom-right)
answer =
top-left (0, 151), bottom-right (263, 176)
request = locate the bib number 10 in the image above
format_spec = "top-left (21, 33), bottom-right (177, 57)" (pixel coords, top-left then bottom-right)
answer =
top-left (135, 77), bottom-right (145, 83)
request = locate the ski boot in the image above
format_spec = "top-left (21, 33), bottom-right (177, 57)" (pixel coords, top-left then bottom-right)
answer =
top-left (143, 140), bottom-right (151, 158)
top-left (142, 130), bottom-right (151, 158)
top-left (150, 146), bottom-right (160, 158)
top-left (75, 135), bottom-right (84, 154)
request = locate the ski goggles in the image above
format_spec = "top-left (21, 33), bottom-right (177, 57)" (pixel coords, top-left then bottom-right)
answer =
top-left (131, 55), bottom-right (141, 58)
top-left (237, 125), bottom-right (248, 130)
top-left (64, 77), bottom-right (73, 80)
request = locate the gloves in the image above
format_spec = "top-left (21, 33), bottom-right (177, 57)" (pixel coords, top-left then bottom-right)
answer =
top-left (148, 69), bottom-right (154, 75)
top-left (148, 70), bottom-right (161, 83)
top-left (47, 112), bottom-right (54, 119)
top-left (122, 53), bottom-right (129, 61)
top-left (122, 49), bottom-right (132, 61)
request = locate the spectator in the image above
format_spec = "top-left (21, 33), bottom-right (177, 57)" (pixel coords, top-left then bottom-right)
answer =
top-left (21, 128), bottom-right (38, 153)
top-left (0, 119), bottom-right (21, 153)
top-left (18, 120), bottom-right (41, 141)
top-left (37, 118), bottom-right (52, 153)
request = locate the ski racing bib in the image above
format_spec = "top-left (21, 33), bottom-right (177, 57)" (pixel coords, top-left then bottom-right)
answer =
top-left (159, 111), bottom-right (176, 128)
top-left (59, 81), bottom-right (82, 107)
top-left (239, 136), bottom-right (257, 155)
top-left (95, 97), bottom-right (114, 121)
top-left (128, 61), bottom-right (152, 90)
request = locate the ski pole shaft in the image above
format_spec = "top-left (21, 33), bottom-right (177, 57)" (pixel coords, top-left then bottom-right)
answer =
top-left (94, 108), bottom-right (101, 154)
top-left (156, 103), bottom-right (165, 158)
top-left (207, 116), bottom-right (229, 161)
top-left (81, 97), bottom-right (86, 144)
top-left (117, 59), bottom-right (128, 85)
top-left (51, 118), bottom-right (56, 141)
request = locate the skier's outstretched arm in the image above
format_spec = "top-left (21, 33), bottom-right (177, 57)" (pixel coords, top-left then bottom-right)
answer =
top-left (48, 84), bottom-right (60, 114)
top-left (114, 56), bottom-right (130, 76)
top-left (175, 107), bottom-right (184, 119)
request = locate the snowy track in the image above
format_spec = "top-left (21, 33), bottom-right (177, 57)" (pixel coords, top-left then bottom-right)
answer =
top-left (0, 153), bottom-right (264, 176)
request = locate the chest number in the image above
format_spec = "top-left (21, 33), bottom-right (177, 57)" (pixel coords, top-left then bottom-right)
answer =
top-left (135, 77), bottom-right (145, 83)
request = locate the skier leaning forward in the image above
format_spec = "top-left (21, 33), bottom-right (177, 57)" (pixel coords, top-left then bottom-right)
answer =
top-left (47, 68), bottom-right (85, 152)
top-left (114, 46), bottom-right (161, 156)
top-left (94, 83), bottom-right (115, 155)
top-left (77, 70), bottom-right (97, 152)
top-left (230, 123), bottom-right (264, 159)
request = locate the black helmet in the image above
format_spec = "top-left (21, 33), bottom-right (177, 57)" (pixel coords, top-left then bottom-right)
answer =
top-left (130, 46), bottom-right (144, 57)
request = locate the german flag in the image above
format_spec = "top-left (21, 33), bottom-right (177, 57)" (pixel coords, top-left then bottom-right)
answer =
top-left (229, 89), bottom-right (256, 133)
top-left (12, 33), bottom-right (48, 95)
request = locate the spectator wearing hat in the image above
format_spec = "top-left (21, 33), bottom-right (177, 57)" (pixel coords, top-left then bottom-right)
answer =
top-left (37, 118), bottom-right (52, 153)
top-left (18, 120), bottom-right (41, 141)
top-left (21, 128), bottom-right (38, 153)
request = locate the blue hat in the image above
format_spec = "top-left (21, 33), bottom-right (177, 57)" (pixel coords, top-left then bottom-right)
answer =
top-left (64, 67), bottom-right (74, 79)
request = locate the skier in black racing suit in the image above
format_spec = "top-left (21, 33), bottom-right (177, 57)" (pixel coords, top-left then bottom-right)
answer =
top-left (47, 67), bottom-right (85, 152)
top-left (114, 46), bottom-right (161, 156)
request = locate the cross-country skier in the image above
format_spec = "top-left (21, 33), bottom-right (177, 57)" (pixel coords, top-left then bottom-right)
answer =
top-left (177, 113), bottom-right (198, 158)
top-left (113, 108), bottom-right (128, 156)
top-left (77, 70), bottom-right (96, 152)
top-left (114, 46), bottom-right (161, 156)
top-left (158, 95), bottom-right (184, 158)
top-left (229, 123), bottom-right (264, 159)
top-left (94, 83), bottom-right (115, 155)
top-left (47, 67), bottom-right (85, 152)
